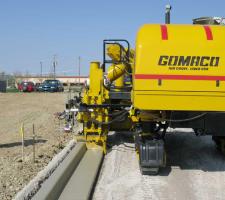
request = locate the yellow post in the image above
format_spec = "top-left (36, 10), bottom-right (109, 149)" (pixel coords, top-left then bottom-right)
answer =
top-left (89, 62), bottom-right (102, 97)
top-left (32, 124), bottom-right (36, 163)
top-left (20, 123), bottom-right (25, 162)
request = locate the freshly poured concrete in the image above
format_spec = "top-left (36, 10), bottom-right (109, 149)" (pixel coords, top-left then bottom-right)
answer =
top-left (59, 149), bottom-right (103, 200)
top-left (32, 142), bottom-right (86, 200)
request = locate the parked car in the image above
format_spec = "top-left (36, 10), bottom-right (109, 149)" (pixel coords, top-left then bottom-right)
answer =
top-left (18, 81), bottom-right (35, 92)
top-left (35, 83), bottom-right (41, 92)
top-left (38, 80), bottom-right (64, 92)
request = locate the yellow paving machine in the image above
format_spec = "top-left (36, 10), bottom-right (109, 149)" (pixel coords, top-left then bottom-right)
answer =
top-left (65, 7), bottom-right (225, 174)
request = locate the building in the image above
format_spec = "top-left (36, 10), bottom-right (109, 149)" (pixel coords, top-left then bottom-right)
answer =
top-left (0, 80), bottom-right (6, 92)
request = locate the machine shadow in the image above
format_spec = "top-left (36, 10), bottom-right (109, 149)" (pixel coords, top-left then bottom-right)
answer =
top-left (107, 131), bottom-right (225, 176)
top-left (0, 139), bottom-right (47, 148)
top-left (107, 131), bottom-right (135, 153)
top-left (160, 131), bottom-right (225, 176)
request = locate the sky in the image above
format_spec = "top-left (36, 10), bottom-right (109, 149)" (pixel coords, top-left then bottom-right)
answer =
top-left (0, 0), bottom-right (224, 76)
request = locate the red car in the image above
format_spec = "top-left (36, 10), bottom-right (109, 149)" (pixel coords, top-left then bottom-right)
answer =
top-left (18, 81), bottom-right (35, 92)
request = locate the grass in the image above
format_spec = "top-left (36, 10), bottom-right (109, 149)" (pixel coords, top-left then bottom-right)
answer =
top-left (6, 88), bottom-right (19, 93)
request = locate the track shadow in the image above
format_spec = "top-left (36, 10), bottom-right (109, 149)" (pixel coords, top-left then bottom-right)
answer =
top-left (107, 131), bottom-right (225, 175)
top-left (161, 131), bottom-right (225, 174)
top-left (0, 139), bottom-right (47, 148)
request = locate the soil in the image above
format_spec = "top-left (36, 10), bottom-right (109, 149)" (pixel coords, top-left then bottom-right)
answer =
top-left (2, 93), bottom-right (225, 200)
top-left (0, 93), bottom-right (72, 200)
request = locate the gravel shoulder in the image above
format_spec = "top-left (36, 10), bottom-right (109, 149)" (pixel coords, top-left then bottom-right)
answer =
top-left (0, 93), bottom-right (71, 200)
top-left (93, 130), bottom-right (225, 200)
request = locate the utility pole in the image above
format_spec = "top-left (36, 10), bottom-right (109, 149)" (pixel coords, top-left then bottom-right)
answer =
top-left (53, 55), bottom-right (57, 80)
top-left (40, 61), bottom-right (43, 80)
top-left (78, 56), bottom-right (81, 83)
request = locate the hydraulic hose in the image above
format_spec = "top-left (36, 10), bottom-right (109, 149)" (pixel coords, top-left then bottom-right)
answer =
top-left (157, 112), bottom-right (207, 123)
top-left (90, 111), bottom-right (128, 125)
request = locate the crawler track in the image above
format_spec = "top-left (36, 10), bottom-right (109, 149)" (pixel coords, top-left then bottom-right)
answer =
top-left (32, 143), bottom-right (103, 200)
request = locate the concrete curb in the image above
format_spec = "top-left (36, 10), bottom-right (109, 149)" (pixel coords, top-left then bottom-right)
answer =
top-left (32, 143), bottom-right (86, 200)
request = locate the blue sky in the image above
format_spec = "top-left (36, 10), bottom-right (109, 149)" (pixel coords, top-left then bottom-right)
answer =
top-left (0, 0), bottom-right (224, 75)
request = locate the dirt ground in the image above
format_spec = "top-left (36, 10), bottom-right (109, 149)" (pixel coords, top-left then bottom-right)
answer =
top-left (2, 93), bottom-right (225, 200)
top-left (93, 130), bottom-right (225, 200)
top-left (0, 93), bottom-right (72, 200)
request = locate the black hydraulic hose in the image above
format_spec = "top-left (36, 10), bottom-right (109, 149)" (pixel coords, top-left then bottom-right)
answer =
top-left (90, 111), bottom-right (207, 125)
top-left (108, 110), bottom-right (126, 117)
top-left (80, 103), bottom-right (130, 108)
top-left (157, 112), bottom-right (207, 123)
top-left (90, 111), bottom-right (128, 125)
top-left (103, 82), bottom-right (132, 91)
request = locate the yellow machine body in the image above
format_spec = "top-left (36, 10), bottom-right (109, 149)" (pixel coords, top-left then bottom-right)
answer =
top-left (133, 24), bottom-right (225, 111)
top-left (68, 22), bottom-right (225, 175)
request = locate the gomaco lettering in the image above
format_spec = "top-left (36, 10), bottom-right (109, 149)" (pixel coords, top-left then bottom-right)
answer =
top-left (158, 56), bottom-right (220, 67)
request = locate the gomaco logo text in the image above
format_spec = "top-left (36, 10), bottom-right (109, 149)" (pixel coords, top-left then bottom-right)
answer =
top-left (158, 56), bottom-right (220, 67)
